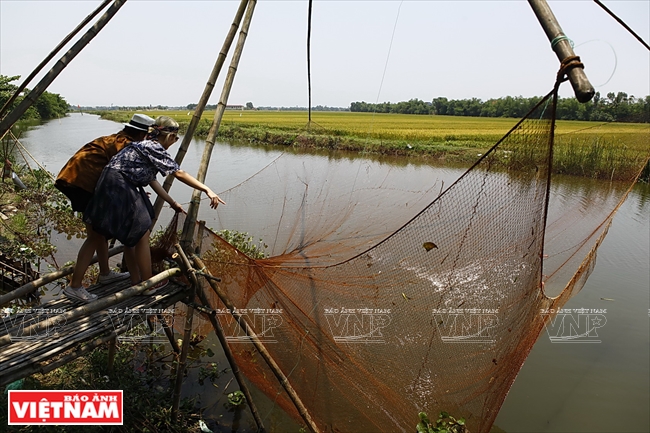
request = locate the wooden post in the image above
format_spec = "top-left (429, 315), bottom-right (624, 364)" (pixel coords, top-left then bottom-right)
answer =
top-left (157, 314), bottom-right (181, 354)
top-left (192, 255), bottom-right (321, 433)
top-left (151, 0), bottom-right (249, 225)
top-left (180, 0), bottom-right (257, 252)
top-left (528, 0), bottom-right (595, 102)
top-left (0, 0), bottom-right (127, 139)
top-left (0, 0), bottom-right (112, 118)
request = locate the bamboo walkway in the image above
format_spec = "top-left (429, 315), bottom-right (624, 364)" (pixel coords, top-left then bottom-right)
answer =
top-left (0, 277), bottom-right (188, 388)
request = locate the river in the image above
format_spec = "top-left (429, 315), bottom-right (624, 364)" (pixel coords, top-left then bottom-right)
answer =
top-left (14, 113), bottom-right (649, 432)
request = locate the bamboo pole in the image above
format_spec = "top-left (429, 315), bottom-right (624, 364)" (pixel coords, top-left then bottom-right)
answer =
top-left (151, 0), bottom-right (249, 226)
top-left (0, 268), bottom-right (180, 347)
top-left (0, 0), bottom-right (128, 139)
top-left (157, 313), bottom-right (181, 354)
top-left (0, 246), bottom-right (124, 307)
top-left (180, 0), bottom-right (257, 251)
top-left (528, 0), bottom-right (595, 103)
top-left (170, 245), bottom-right (198, 419)
top-left (193, 283), bottom-right (266, 431)
top-left (0, 0), bottom-right (113, 119)
top-left (192, 255), bottom-right (321, 433)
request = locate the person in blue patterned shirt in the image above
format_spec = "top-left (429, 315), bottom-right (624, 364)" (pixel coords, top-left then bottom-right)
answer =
top-left (70, 116), bottom-right (224, 300)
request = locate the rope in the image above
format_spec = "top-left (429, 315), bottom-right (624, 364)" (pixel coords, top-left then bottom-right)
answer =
top-left (593, 0), bottom-right (650, 51)
top-left (551, 34), bottom-right (574, 48)
top-left (363, 0), bottom-right (404, 152)
top-left (9, 131), bottom-right (56, 182)
top-left (556, 55), bottom-right (584, 84)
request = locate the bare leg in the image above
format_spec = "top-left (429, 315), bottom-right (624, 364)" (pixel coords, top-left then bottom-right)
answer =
top-left (122, 246), bottom-right (141, 284)
top-left (135, 230), bottom-right (152, 282)
top-left (94, 228), bottom-right (110, 276)
top-left (70, 223), bottom-right (107, 288)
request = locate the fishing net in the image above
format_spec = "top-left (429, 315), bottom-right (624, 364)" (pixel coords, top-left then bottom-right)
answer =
top-left (150, 211), bottom-right (181, 274)
top-left (163, 83), bottom-right (646, 432)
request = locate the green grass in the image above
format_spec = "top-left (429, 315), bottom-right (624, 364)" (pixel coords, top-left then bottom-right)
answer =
top-left (96, 110), bottom-right (650, 180)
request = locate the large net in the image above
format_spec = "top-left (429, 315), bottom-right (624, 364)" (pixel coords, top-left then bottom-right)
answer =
top-left (159, 84), bottom-right (646, 432)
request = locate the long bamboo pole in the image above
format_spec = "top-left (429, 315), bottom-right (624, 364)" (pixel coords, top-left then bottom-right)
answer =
top-left (192, 255), bottom-right (321, 433)
top-left (180, 0), bottom-right (257, 251)
top-left (0, 268), bottom-right (180, 347)
top-left (0, 0), bottom-right (127, 140)
top-left (171, 246), bottom-right (198, 419)
top-left (194, 283), bottom-right (265, 431)
top-left (528, 0), bottom-right (595, 103)
top-left (0, 0), bottom-right (113, 119)
top-left (0, 246), bottom-right (124, 307)
top-left (151, 0), bottom-right (249, 226)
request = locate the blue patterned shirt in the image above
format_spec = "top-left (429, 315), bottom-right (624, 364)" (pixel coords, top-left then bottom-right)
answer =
top-left (106, 139), bottom-right (180, 186)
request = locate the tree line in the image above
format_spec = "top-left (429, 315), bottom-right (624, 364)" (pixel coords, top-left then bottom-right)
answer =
top-left (351, 92), bottom-right (650, 123)
top-left (0, 75), bottom-right (69, 122)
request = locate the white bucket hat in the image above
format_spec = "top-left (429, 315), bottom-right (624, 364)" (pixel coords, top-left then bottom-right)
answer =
top-left (123, 113), bottom-right (155, 132)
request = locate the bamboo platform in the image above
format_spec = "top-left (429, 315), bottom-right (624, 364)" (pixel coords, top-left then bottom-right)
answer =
top-left (0, 278), bottom-right (188, 388)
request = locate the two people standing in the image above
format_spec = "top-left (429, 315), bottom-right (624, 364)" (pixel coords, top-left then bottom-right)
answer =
top-left (55, 114), bottom-right (155, 301)
top-left (56, 114), bottom-right (224, 302)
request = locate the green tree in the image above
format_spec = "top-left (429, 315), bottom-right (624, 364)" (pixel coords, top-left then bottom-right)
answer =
top-left (0, 74), bottom-right (69, 122)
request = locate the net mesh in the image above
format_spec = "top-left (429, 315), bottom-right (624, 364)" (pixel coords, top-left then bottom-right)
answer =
top-left (160, 88), bottom-right (646, 432)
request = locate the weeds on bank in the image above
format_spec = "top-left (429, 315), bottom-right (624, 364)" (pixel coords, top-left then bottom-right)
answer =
top-left (0, 162), bottom-right (85, 265)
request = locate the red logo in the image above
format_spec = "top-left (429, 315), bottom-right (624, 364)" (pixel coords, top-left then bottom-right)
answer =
top-left (8, 390), bottom-right (123, 425)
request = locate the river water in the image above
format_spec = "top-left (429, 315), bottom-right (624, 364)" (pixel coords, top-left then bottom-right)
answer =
top-left (14, 113), bottom-right (649, 432)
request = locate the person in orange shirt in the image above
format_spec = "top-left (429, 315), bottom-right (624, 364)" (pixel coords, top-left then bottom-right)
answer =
top-left (55, 114), bottom-right (154, 302)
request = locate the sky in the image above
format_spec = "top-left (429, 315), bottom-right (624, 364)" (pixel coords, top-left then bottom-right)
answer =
top-left (1, 0), bottom-right (649, 108)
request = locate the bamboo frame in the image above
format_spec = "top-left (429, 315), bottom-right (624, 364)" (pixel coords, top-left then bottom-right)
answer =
top-left (193, 284), bottom-right (266, 431)
top-left (192, 255), bottom-right (321, 433)
top-left (171, 245), bottom-right (198, 419)
top-left (0, 268), bottom-right (180, 347)
top-left (0, 0), bottom-right (128, 140)
top-left (0, 288), bottom-right (189, 388)
top-left (0, 0), bottom-right (113, 119)
top-left (151, 0), bottom-right (250, 226)
top-left (180, 0), bottom-right (258, 251)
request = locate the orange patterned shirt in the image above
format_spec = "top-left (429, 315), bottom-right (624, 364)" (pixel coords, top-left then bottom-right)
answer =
top-left (56, 130), bottom-right (138, 193)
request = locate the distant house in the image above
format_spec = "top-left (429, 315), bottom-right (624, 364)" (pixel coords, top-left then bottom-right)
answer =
top-left (225, 105), bottom-right (244, 110)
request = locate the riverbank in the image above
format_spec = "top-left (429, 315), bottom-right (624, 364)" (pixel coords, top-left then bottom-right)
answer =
top-left (96, 110), bottom-right (649, 181)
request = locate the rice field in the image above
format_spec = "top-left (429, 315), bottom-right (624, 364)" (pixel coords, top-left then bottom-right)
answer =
top-left (98, 110), bottom-right (649, 180)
